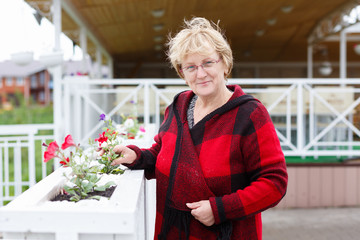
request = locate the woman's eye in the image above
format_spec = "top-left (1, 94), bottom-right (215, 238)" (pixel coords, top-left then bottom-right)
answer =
top-left (204, 61), bottom-right (214, 67)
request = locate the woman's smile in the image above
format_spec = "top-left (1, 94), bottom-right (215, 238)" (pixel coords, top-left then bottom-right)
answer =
top-left (197, 80), bottom-right (211, 86)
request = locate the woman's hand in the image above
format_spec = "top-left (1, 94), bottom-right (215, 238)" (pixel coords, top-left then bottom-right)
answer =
top-left (97, 144), bottom-right (137, 165)
top-left (186, 200), bottom-right (215, 226)
top-left (111, 145), bottom-right (137, 165)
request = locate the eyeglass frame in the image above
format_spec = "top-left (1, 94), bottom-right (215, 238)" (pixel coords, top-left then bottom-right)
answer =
top-left (180, 58), bottom-right (222, 75)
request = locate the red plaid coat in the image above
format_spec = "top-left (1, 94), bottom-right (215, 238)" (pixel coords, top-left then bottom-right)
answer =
top-left (127, 85), bottom-right (288, 240)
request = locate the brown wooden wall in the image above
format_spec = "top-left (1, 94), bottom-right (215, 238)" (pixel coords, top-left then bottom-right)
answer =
top-left (276, 164), bottom-right (360, 208)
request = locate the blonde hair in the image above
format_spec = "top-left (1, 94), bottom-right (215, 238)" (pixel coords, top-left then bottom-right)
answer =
top-left (166, 17), bottom-right (233, 79)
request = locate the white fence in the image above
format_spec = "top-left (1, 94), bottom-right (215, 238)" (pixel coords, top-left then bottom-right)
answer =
top-left (2, 77), bottom-right (360, 206)
top-left (0, 124), bottom-right (55, 206)
top-left (61, 77), bottom-right (360, 157)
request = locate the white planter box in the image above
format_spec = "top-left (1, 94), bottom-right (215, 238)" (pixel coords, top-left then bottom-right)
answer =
top-left (0, 167), bottom-right (146, 240)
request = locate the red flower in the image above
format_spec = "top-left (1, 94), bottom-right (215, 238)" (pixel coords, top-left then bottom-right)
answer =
top-left (59, 157), bottom-right (70, 167)
top-left (48, 141), bottom-right (59, 152)
top-left (95, 132), bottom-right (108, 146)
top-left (44, 151), bottom-right (56, 162)
top-left (43, 141), bottom-right (59, 162)
top-left (106, 129), bottom-right (116, 135)
top-left (127, 133), bottom-right (135, 139)
top-left (61, 134), bottom-right (76, 150)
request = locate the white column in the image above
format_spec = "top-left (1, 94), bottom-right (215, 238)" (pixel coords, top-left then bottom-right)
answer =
top-left (108, 57), bottom-right (114, 79)
top-left (53, 0), bottom-right (63, 156)
top-left (79, 28), bottom-right (91, 140)
top-left (340, 30), bottom-right (347, 84)
top-left (96, 47), bottom-right (102, 78)
top-left (80, 27), bottom-right (88, 74)
top-left (307, 43), bottom-right (313, 78)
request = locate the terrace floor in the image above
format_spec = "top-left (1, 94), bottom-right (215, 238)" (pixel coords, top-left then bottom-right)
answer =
top-left (263, 207), bottom-right (360, 240)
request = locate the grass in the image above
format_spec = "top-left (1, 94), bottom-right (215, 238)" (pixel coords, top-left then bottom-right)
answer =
top-left (1, 94), bottom-right (54, 205)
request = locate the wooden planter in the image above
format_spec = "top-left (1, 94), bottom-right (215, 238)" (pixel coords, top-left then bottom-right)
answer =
top-left (277, 163), bottom-right (360, 208)
top-left (0, 167), bottom-right (146, 240)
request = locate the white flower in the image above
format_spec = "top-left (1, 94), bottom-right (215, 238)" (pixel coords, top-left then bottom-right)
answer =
top-left (101, 142), bottom-right (108, 148)
top-left (124, 118), bottom-right (135, 128)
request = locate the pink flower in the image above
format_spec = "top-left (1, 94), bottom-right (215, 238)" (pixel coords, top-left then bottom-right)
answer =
top-left (61, 135), bottom-right (76, 150)
top-left (43, 141), bottom-right (59, 162)
top-left (139, 126), bottom-right (146, 132)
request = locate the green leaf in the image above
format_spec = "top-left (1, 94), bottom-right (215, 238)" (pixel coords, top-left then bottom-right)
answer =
top-left (104, 181), bottom-right (116, 188)
top-left (70, 196), bottom-right (80, 202)
top-left (80, 191), bottom-right (88, 197)
top-left (89, 196), bottom-right (101, 201)
top-left (111, 168), bottom-right (125, 175)
top-left (94, 185), bottom-right (106, 191)
top-left (63, 186), bottom-right (77, 196)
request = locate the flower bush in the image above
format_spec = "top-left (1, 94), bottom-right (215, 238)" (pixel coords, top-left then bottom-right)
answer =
top-left (92, 113), bottom-right (145, 173)
top-left (116, 113), bottom-right (146, 140)
top-left (43, 134), bottom-right (116, 202)
top-left (92, 114), bottom-right (124, 174)
top-left (43, 113), bottom-right (146, 202)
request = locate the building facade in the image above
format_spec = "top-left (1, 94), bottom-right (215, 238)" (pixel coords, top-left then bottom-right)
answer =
top-left (0, 61), bottom-right (52, 107)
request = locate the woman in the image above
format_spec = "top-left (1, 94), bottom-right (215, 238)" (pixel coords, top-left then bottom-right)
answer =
top-left (111, 17), bottom-right (288, 240)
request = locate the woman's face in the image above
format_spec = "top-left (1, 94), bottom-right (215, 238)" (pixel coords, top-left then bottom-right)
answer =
top-left (181, 50), bottom-right (228, 98)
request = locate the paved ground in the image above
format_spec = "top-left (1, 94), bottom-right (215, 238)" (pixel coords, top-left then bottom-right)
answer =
top-left (262, 207), bottom-right (360, 240)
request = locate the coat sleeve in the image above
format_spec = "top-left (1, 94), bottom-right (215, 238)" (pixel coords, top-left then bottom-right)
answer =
top-left (209, 103), bottom-right (288, 224)
top-left (123, 106), bottom-right (171, 179)
top-left (124, 134), bottom-right (161, 179)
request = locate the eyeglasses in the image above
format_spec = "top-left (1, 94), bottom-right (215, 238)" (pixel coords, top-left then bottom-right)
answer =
top-left (181, 59), bottom-right (222, 75)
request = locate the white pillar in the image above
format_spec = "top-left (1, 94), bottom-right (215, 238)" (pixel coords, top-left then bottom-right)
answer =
top-left (307, 43), bottom-right (313, 78)
top-left (340, 30), bottom-right (347, 84)
top-left (53, 0), bottom-right (62, 169)
top-left (80, 27), bottom-right (88, 74)
top-left (96, 47), bottom-right (102, 78)
top-left (52, 0), bottom-right (62, 135)
top-left (108, 57), bottom-right (114, 79)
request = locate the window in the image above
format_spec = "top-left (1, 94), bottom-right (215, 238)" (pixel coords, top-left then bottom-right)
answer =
top-left (39, 92), bottom-right (45, 102)
top-left (39, 72), bottom-right (45, 86)
top-left (31, 93), bottom-right (37, 102)
top-left (6, 77), bottom-right (13, 86)
top-left (31, 75), bottom-right (37, 88)
top-left (16, 77), bottom-right (24, 86)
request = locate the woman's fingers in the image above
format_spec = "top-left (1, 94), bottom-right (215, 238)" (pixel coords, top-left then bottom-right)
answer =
top-left (111, 145), bottom-right (136, 165)
top-left (186, 200), bottom-right (215, 226)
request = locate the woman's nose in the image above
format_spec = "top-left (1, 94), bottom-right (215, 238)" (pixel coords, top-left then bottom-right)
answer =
top-left (196, 65), bottom-right (207, 78)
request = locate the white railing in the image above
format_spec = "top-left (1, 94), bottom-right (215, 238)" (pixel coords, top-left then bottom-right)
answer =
top-left (2, 77), bottom-right (360, 206)
top-left (61, 77), bottom-right (360, 158)
top-left (0, 124), bottom-right (56, 206)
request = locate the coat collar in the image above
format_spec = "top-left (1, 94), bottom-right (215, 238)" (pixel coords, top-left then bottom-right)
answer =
top-left (172, 85), bottom-right (250, 123)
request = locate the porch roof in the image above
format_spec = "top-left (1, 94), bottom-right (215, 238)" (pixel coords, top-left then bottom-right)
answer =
top-left (25, 0), bottom-right (360, 67)
top-left (0, 60), bottom-right (46, 78)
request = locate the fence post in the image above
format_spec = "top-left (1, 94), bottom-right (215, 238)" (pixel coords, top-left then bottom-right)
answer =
top-left (144, 81), bottom-right (150, 127)
top-left (297, 81), bottom-right (304, 154)
top-left (28, 131), bottom-right (36, 187)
